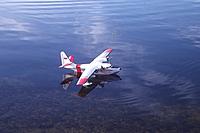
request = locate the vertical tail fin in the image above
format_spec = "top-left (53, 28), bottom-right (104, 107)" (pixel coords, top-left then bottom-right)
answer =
top-left (59, 51), bottom-right (76, 68)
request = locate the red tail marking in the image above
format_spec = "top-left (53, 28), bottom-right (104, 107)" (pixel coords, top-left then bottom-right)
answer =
top-left (69, 55), bottom-right (74, 62)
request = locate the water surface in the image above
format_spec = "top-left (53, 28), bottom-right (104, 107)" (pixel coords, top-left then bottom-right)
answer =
top-left (0, 0), bottom-right (200, 132)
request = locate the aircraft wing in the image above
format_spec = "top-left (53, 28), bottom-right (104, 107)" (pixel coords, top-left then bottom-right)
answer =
top-left (93, 48), bottom-right (112, 63)
top-left (76, 48), bottom-right (112, 86)
top-left (76, 63), bottom-right (100, 85)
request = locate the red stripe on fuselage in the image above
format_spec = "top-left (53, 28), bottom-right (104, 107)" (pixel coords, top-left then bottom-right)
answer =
top-left (76, 64), bottom-right (81, 73)
top-left (76, 64), bottom-right (82, 78)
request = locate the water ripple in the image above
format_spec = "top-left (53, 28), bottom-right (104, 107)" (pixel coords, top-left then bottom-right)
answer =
top-left (1, 0), bottom-right (200, 108)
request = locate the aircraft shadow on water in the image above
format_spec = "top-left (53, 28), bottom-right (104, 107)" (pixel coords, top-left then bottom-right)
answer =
top-left (60, 73), bottom-right (121, 97)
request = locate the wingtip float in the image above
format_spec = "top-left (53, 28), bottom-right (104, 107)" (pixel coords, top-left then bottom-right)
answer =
top-left (59, 48), bottom-right (121, 86)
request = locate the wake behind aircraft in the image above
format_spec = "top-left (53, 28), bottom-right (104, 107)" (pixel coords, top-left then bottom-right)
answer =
top-left (59, 48), bottom-right (121, 86)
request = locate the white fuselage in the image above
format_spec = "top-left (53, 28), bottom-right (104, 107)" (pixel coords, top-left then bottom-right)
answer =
top-left (64, 63), bottom-right (120, 75)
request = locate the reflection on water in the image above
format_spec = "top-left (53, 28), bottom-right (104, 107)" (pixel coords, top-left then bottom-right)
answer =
top-left (0, 0), bottom-right (200, 132)
top-left (61, 73), bottom-right (75, 90)
top-left (61, 73), bottom-right (121, 97)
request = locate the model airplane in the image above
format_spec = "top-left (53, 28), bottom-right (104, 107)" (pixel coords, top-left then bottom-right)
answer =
top-left (59, 48), bottom-right (121, 86)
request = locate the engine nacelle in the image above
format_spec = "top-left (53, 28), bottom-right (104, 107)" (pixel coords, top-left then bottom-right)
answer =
top-left (101, 63), bottom-right (111, 69)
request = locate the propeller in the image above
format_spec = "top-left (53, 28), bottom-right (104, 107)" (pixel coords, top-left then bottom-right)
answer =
top-left (107, 56), bottom-right (112, 63)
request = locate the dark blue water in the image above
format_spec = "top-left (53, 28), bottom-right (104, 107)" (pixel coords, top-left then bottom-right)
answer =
top-left (0, 0), bottom-right (200, 132)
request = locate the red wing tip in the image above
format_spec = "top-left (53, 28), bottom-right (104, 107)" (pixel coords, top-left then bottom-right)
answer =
top-left (76, 78), bottom-right (88, 85)
top-left (105, 48), bottom-right (112, 53)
